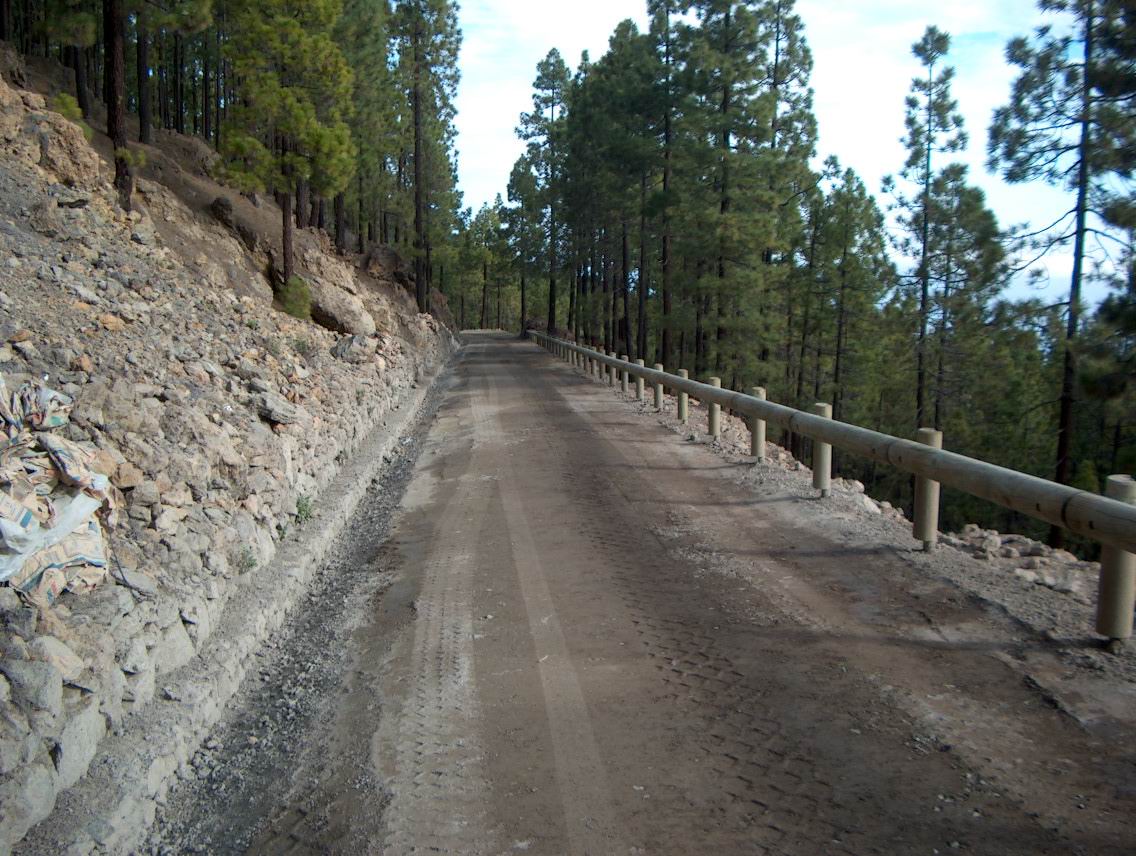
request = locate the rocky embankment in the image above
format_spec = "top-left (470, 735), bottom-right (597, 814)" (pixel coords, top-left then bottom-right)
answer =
top-left (705, 409), bottom-right (1103, 603)
top-left (0, 65), bottom-right (455, 853)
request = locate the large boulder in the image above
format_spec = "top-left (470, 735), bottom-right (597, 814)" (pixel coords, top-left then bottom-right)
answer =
top-left (310, 281), bottom-right (376, 337)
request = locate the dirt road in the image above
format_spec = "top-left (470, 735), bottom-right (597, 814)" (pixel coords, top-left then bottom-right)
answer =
top-left (153, 333), bottom-right (1135, 855)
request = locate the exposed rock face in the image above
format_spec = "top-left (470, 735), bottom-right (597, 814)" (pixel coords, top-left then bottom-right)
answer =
top-left (0, 67), bottom-right (457, 853)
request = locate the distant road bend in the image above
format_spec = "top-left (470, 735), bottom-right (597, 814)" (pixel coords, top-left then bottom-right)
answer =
top-left (165, 332), bottom-right (1136, 855)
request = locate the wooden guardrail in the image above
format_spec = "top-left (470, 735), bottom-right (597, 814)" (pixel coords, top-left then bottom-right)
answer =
top-left (532, 332), bottom-right (1136, 643)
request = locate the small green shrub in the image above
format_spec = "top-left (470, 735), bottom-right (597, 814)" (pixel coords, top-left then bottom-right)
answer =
top-left (115, 145), bottom-right (147, 168)
top-left (236, 546), bottom-right (257, 573)
top-left (264, 337), bottom-right (283, 359)
top-left (292, 337), bottom-right (314, 357)
top-left (295, 495), bottom-right (313, 525)
top-left (278, 275), bottom-right (311, 320)
top-left (245, 318), bottom-right (260, 330)
top-left (49, 93), bottom-right (93, 141)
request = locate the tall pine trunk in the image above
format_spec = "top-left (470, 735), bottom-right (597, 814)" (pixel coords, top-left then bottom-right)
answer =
top-left (567, 259), bottom-right (577, 339)
top-left (480, 260), bottom-right (489, 328)
top-left (173, 33), bottom-right (185, 134)
top-left (1049, 6), bottom-right (1095, 547)
top-left (282, 187), bottom-right (294, 285)
top-left (295, 179), bottom-right (309, 228)
top-left (637, 173), bottom-right (648, 361)
top-left (202, 39), bottom-right (211, 143)
top-left (520, 269), bottom-right (527, 335)
top-left (547, 207), bottom-right (557, 333)
top-left (67, 45), bottom-right (92, 119)
top-left (213, 25), bottom-right (222, 149)
top-left (136, 16), bottom-right (151, 144)
top-left (659, 2), bottom-right (673, 368)
top-left (104, 0), bottom-right (131, 211)
top-left (334, 193), bottom-right (347, 253)
top-left (412, 18), bottom-right (428, 313)
top-left (833, 244), bottom-right (850, 423)
top-left (621, 220), bottom-right (632, 359)
top-left (0, 1), bottom-right (10, 42)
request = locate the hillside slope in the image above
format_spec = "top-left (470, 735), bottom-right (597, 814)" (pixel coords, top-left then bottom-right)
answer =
top-left (0, 61), bottom-right (455, 853)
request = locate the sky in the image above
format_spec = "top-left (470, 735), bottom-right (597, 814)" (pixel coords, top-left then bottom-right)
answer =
top-left (453, 0), bottom-right (1106, 305)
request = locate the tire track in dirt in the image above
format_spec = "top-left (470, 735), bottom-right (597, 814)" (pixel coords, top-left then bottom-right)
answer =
top-left (479, 367), bottom-right (624, 854)
top-left (374, 344), bottom-right (497, 855)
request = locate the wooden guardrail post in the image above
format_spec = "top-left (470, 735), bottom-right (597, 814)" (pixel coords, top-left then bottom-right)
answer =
top-left (608, 351), bottom-right (616, 386)
top-left (1097, 475), bottom-right (1136, 644)
top-left (620, 356), bottom-right (629, 393)
top-left (634, 359), bottom-right (645, 400)
top-left (914, 428), bottom-right (943, 551)
top-left (677, 370), bottom-right (689, 423)
top-left (653, 364), bottom-right (664, 409)
top-left (750, 387), bottom-right (766, 461)
top-left (812, 402), bottom-right (832, 497)
top-left (708, 377), bottom-right (721, 438)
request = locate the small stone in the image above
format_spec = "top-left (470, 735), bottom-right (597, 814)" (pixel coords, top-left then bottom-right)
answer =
top-left (27, 637), bottom-right (84, 683)
top-left (115, 569), bottom-right (159, 598)
top-left (13, 340), bottom-right (38, 359)
top-left (150, 620), bottom-right (196, 675)
top-left (131, 481), bottom-right (161, 506)
top-left (53, 696), bottom-right (105, 788)
top-left (258, 392), bottom-right (298, 425)
top-left (0, 660), bottom-right (63, 719)
top-left (114, 462), bottom-right (145, 489)
top-left (70, 354), bottom-right (94, 373)
top-left (98, 313), bottom-right (127, 332)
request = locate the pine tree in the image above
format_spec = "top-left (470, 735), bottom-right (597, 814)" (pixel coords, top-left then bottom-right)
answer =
top-left (988, 1), bottom-right (1121, 531)
top-left (220, 0), bottom-right (355, 285)
top-left (892, 25), bottom-right (966, 431)
top-left (517, 48), bottom-right (569, 333)
top-left (392, 0), bottom-right (460, 313)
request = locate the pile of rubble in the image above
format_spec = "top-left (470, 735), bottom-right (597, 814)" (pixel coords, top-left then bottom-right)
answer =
top-left (940, 524), bottom-right (1098, 601)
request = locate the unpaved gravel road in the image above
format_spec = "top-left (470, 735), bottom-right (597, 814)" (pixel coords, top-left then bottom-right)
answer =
top-left (151, 333), bottom-right (1135, 855)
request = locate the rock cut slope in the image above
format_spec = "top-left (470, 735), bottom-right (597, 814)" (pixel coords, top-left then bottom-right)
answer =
top-left (0, 64), bottom-right (454, 853)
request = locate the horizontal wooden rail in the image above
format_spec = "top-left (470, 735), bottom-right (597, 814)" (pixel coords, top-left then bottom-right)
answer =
top-left (533, 332), bottom-right (1136, 557)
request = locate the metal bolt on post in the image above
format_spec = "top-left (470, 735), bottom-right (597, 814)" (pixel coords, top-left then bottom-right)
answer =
top-left (677, 370), bottom-right (689, 423)
top-left (750, 386), bottom-right (766, 461)
top-left (653, 364), bottom-right (664, 410)
top-left (914, 428), bottom-right (943, 551)
top-left (1097, 475), bottom-right (1136, 646)
top-left (620, 356), bottom-right (629, 393)
top-left (709, 377), bottom-right (721, 438)
top-left (635, 359), bottom-right (645, 400)
top-left (812, 402), bottom-right (832, 497)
